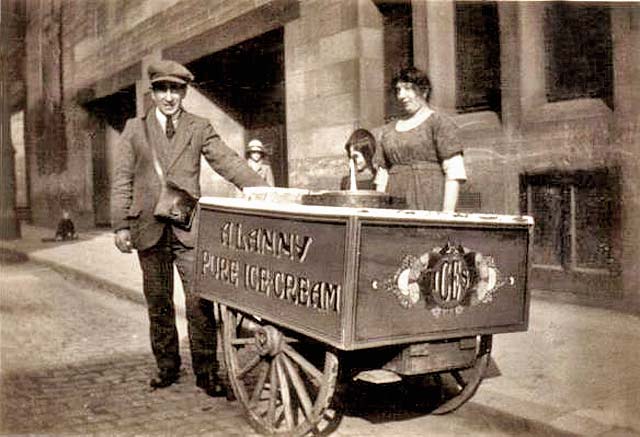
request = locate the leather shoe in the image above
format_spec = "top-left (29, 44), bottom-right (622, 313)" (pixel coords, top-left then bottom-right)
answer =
top-left (196, 373), bottom-right (227, 398)
top-left (149, 371), bottom-right (179, 389)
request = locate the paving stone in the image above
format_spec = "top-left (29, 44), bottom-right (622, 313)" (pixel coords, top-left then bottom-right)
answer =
top-left (3, 257), bottom-right (638, 436)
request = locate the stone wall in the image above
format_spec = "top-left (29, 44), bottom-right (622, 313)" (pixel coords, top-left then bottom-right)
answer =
top-left (23, 0), bottom-right (292, 229)
top-left (18, 0), bottom-right (639, 297)
top-left (284, 0), bottom-right (385, 188)
top-left (612, 6), bottom-right (640, 298)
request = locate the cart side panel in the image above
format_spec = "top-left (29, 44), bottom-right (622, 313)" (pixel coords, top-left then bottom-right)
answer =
top-left (195, 206), bottom-right (347, 345)
top-left (354, 222), bottom-right (530, 346)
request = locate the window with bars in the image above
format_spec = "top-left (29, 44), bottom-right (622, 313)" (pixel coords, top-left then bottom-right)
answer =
top-left (523, 169), bottom-right (620, 274)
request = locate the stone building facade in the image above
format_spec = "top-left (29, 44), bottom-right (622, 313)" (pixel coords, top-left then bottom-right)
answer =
top-left (13, 0), bottom-right (640, 299)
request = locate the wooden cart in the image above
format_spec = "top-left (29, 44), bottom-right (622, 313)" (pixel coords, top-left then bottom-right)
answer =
top-left (194, 197), bottom-right (533, 436)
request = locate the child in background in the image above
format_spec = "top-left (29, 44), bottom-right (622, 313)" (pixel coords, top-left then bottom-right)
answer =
top-left (55, 210), bottom-right (77, 241)
top-left (245, 139), bottom-right (275, 186)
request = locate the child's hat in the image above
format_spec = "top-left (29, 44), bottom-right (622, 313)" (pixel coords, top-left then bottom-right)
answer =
top-left (246, 139), bottom-right (267, 154)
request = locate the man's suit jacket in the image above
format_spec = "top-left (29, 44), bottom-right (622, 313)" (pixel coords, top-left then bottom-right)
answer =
top-left (111, 108), bottom-right (267, 251)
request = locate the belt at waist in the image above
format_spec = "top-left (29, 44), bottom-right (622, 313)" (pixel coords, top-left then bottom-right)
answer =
top-left (388, 161), bottom-right (440, 174)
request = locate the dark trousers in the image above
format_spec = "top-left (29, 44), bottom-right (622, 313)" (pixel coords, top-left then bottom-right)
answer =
top-left (137, 226), bottom-right (217, 378)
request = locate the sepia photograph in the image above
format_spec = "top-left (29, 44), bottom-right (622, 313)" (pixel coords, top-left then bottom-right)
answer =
top-left (1, 0), bottom-right (638, 435)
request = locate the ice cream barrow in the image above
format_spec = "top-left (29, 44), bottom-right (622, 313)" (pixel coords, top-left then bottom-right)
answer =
top-left (193, 195), bottom-right (533, 436)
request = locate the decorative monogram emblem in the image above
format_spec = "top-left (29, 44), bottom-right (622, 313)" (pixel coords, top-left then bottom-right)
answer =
top-left (429, 244), bottom-right (472, 309)
top-left (379, 242), bottom-right (510, 316)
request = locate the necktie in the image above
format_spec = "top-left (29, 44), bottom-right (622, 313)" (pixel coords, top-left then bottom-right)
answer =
top-left (165, 115), bottom-right (175, 139)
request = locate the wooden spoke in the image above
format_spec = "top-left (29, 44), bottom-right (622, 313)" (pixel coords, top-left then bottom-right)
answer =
top-left (281, 353), bottom-right (313, 420)
top-left (283, 344), bottom-right (323, 385)
top-left (267, 361), bottom-right (278, 425)
top-left (221, 306), bottom-right (342, 436)
top-left (220, 304), bottom-right (231, 326)
top-left (275, 356), bottom-right (294, 430)
top-left (237, 354), bottom-right (261, 379)
top-left (250, 361), bottom-right (270, 406)
top-left (275, 405), bottom-right (286, 425)
top-left (231, 337), bottom-right (255, 347)
top-left (236, 312), bottom-right (245, 328)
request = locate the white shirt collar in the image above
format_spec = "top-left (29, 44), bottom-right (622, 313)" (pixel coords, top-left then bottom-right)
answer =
top-left (155, 107), bottom-right (181, 130)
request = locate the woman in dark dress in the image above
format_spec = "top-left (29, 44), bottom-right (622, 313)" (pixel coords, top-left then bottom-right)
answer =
top-left (373, 67), bottom-right (467, 212)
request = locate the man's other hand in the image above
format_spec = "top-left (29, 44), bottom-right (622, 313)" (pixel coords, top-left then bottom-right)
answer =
top-left (115, 229), bottom-right (133, 253)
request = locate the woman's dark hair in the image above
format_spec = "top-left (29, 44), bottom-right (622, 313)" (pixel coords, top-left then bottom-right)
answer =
top-left (344, 129), bottom-right (374, 168)
top-left (392, 67), bottom-right (431, 101)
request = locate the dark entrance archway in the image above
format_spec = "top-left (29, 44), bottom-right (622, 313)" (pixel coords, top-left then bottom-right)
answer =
top-left (186, 28), bottom-right (288, 187)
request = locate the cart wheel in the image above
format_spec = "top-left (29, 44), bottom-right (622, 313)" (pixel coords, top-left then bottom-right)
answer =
top-left (431, 335), bottom-right (492, 415)
top-left (220, 305), bottom-right (341, 436)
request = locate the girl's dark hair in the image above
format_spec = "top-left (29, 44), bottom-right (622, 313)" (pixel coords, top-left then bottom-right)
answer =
top-left (392, 67), bottom-right (432, 101)
top-left (344, 129), bottom-right (374, 168)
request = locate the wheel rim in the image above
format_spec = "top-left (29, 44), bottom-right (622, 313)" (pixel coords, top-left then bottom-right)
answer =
top-left (221, 306), bottom-right (341, 436)
top-left (431, 335), bottom-right (492, 415)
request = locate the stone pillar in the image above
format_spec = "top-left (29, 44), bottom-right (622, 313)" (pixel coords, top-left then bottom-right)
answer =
top-left (0, 3), bottom-right (21, 239)
top-left (411, 0), bottom-right (429, 73)
top-left (284, 0), bottom-right (385, 189)
top-left (497, 2), bottom-right (548, 216)
top-left (424, 0), bottom-right (456, 112)
top-left (498, 2), bottom-right (522, 136)
top-left (1, 82), bottom-right (21, 240)
top-left (518, 2), bottom-right (547, 113)
top-left (357, 0), bottom-right (386, 131)
top-left (611, 6), bottom-right (640, 300)
top-left (495, 2), bottom-right (525, 215)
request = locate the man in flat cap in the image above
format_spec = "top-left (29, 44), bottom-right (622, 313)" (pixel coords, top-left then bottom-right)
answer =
top-left (111, 59), bottom-right (268, 396)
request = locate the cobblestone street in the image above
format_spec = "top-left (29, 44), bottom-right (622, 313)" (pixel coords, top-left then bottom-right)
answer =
top-left (0, 259), bottom-right (257, 436)
top-left (2, 0), bottom-right (639, 434)
top-left (2, 255), bottom-right (637, 436)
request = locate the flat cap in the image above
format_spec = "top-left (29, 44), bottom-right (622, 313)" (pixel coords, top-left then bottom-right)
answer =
top-left (148, 60), bottom-right (194, 85)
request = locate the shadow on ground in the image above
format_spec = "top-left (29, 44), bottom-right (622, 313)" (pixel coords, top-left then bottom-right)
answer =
top-left (336, 377), bottom-right (578, 437)
top-left (0, 248), bottom-right (29, 264)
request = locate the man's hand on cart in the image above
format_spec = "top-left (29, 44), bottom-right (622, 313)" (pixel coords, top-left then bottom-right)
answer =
top-left (114, 229), bottom-right (133, 253)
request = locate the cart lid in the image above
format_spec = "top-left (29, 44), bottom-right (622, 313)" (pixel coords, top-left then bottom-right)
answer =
top-left (199, 196), bottom-right (533, 228)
